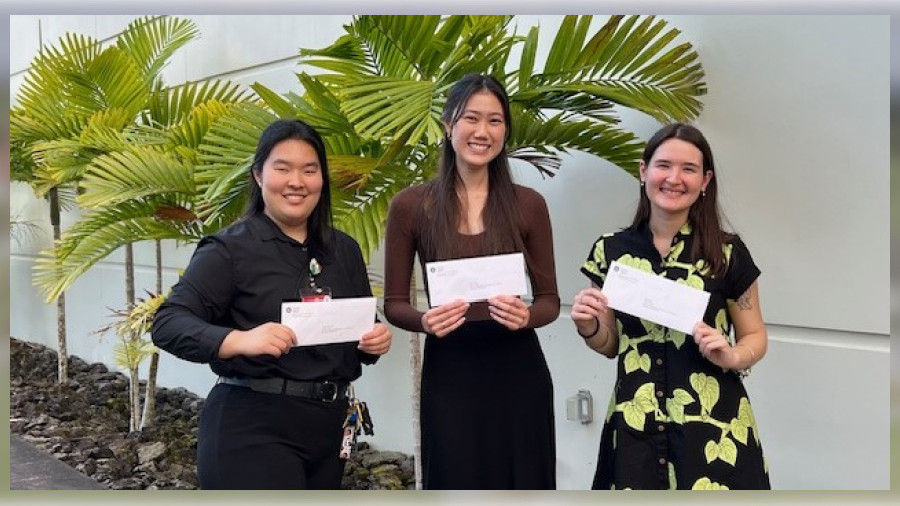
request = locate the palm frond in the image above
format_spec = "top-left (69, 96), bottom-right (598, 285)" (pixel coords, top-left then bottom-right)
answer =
top-left (333, 164), bottom-right (424, 263)
top-left (299, 33), bottom-right (377, 81)
top-left (62, 46), bottom-right (148, 119)
top-left (116, 15), bottom-right (199, 84)
top-left (510, 112), bottom-right (644, 178)
top-left (113, 339), bottom-right (157, 371)
top-left (78, 146), bottom-right (194, 208)
top-left (145, 79), bottom-right (251, 128)
top-left (195, 102), bottom-right (279, 225)
top-left (10, 215), bottom-right (44, 246)
top-left (34, 204), bottom-right (206, 301)
top-left (523, 15), bottom-right (706, 123)
top-left (340, 78), bottom-right (443, 146)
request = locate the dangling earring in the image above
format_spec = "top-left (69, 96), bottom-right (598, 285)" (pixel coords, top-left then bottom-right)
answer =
top-left (701, 189), bottom-right (707, 197)
top-left (640, 181), bottom-right (645, 188)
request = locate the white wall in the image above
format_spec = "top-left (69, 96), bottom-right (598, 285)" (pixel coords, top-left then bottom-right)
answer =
top-left (9, 14), bottom-right (889, 490)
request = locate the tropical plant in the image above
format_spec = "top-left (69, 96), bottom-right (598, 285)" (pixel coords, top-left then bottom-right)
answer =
top-left (192, 14), bottom-right (707, 487)
top-left (195, 14), bottom-right (705, 262)
top-left (94, 291), bottom-right (166, 432)
top-left (13, 15), bottom-right (253, 430)
top-left (10, 214), bottom-right (43, 247)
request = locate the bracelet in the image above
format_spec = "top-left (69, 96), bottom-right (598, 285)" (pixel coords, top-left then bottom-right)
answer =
top-left (577, 317), bottom-right (600, 339)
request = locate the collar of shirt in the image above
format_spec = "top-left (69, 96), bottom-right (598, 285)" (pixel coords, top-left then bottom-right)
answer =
top-left (248, 213), bottom-right (308, 246)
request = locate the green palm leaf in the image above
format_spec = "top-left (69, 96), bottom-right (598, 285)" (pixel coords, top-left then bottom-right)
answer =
top-left (333, 164), bottom-right (423, 263)
top-left (195, 102), bottom-right (279, 226)
top-left (146, 79), bottom-right (251, 128)
top-left (116, 15), bottom-right (199, 84)
top-left (525, 15), bottom-right (706, 123)
top-left (510, 112), bottom-right (644, 178)
top-left (78, 146), bottom-right (194, 208)
top-left (34, 201), bottom-right (206, 301)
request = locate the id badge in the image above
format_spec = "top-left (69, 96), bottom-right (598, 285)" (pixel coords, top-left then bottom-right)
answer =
top-left (300, 285), bottom-right (332, 303)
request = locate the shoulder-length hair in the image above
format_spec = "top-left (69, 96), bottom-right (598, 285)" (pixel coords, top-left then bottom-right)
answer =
top-left (631, 123), bottom-right (733, 277)
top-left (244, 118), bottom-right (334, 263)
top-left (418, 73), bottom-right (525, 260)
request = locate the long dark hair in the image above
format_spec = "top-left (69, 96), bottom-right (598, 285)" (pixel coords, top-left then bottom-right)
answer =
top-left (244, 118), bottom-right (334, 263)
top-left (418, 73), bottom-right (525, 260)
top-left (631, 123), bottom-right (733, 277)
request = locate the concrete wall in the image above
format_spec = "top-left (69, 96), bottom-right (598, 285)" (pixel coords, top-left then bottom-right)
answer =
top-left (9, 14), bottom-right (889, 489)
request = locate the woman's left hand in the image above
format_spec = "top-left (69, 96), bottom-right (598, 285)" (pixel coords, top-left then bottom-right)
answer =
top-left (358, 323), bottom-right (392, 355)
top-left (488, 295), bottom-right (530, 331)
top-left (693, 322), bottom-right (740, 369)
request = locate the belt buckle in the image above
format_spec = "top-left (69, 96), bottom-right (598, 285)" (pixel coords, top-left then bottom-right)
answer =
top-left (319, 381), bottom-right (339, 402)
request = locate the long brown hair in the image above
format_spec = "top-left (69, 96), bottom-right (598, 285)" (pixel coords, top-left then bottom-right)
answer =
top-left (631, 123), bottom-right (734, 277)
top-left (418, 74), bottom-right (525, 260)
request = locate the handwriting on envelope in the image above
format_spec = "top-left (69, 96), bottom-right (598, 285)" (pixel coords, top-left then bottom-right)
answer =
top-left (280, 297), bottom-right (376, 346)
top-left (425, 252), bottom-right (528, 307)
top-left (602, 261), bottom-right (710, 335)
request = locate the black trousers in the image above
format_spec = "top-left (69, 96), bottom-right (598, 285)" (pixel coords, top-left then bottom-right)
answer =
top-left (197, 383), bottom-right (349, 490)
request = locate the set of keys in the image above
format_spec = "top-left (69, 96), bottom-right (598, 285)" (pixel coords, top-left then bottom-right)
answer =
top-left (339, 397), bottom-right (374, 459)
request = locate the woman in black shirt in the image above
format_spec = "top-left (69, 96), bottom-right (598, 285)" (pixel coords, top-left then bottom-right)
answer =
top-left (152, 119), bottom-right (391, 489)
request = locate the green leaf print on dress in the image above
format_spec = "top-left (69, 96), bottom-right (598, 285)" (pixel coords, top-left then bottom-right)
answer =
top-left (692, 477), bottom-right (729, 490)
top-left (619, 383), bottom-right (658, 431)
top-left (704, 436), bottom-right (737, 465)
top-left (690, 373), bottom-right (720, 414)
top-left (738, 397), bottom-right (761, 445)
top-left (617, 254), bottom-right (653, 273)
top-left (715, 308), bottom-right (730, 339)
top-left (677, 273), bottom-right (705, 291)
top-left (667, 328), bottom-right (687, 349)
top-left (624, 349), bottom-right (651, 373)
top-left (667, 240), bottom-right (685, 262)
top-left (665, 388), bottom-right (695, 425)
top-left (641, 319), bottom-right (666, 344)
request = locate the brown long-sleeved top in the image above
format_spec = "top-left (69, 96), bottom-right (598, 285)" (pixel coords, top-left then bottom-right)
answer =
top-left (383, 183), bottom-right (560, 332)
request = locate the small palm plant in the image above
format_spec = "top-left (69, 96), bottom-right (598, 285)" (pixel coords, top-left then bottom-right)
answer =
top-left (94, 292), bottom-right (166, 432)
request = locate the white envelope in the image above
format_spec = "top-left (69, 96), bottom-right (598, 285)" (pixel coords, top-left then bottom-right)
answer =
top-left (280, 297), bottom-right (377, 347)
top-left (425, 252), bottom-right (528, 307)
top-left (602, 261), bottom-right (710, 335)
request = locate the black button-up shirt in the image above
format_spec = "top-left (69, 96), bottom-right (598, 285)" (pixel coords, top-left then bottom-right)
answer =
top-left (152, 213), bottom-right (378, 382)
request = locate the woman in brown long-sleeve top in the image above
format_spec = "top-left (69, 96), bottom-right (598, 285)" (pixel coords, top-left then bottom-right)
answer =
top-left (383, 73), bottom-right (560, 490)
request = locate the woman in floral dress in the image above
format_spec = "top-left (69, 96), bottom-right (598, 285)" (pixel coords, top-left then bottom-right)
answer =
top-left (573, 123), bottom-right (770, 490)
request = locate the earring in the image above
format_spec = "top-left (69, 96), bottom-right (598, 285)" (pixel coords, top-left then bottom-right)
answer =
top-left (701, 190), bottom-right (707, 197)
top-left (640, 181), bottom-right (645, 188)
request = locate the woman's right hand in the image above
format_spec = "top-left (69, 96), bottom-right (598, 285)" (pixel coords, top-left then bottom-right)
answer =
top-left (421, 299), bottom-right (470, 337)
top-left (217, 322), bottom-right (297, 359)
top-left (571, 287), bottom-right (609, 323)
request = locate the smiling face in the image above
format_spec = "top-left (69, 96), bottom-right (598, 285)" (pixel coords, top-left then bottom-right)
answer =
top-left (253, 138), bottom-right (323, 242)
top-left (639, 138), bottom-right (713, 220)
top-left (445, 91), bottom-right (506, 173)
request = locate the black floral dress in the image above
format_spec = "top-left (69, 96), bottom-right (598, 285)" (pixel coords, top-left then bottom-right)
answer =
top-left (581, 222), bottom-right (770, 490)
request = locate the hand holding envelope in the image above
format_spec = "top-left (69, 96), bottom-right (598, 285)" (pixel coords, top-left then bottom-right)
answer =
top-left (281, 297), bottom-right (377, 346)
top-left (602, 261), bottom-right (710, 335)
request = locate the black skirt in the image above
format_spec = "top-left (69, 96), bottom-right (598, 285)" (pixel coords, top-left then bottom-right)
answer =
top-left (420, 319), bottom-right (556, 490)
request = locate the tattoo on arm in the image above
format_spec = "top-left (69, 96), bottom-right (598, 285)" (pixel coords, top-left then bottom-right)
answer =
top-left (736, 288), bottom-right (753, 310)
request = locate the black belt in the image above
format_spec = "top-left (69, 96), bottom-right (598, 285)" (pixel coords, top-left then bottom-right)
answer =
top-left (217, 376), bottom-right (349, 402)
